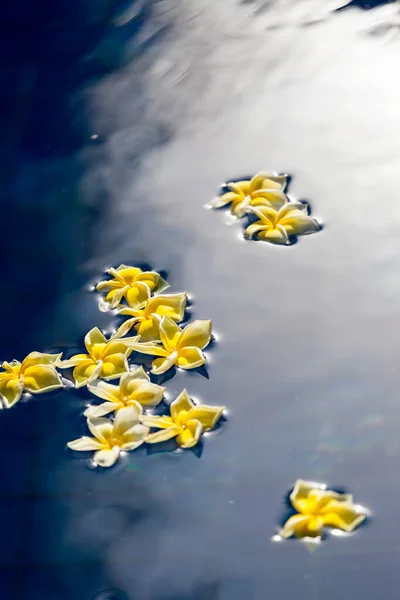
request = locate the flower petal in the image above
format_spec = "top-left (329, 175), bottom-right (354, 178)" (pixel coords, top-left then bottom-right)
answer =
top-left (151, 353), bottom-right (178, 375)
top-left (103, 336), bottom-right (140, 358)
top-left (96, 279), bottom-right (122, 292)
top-left (134, 271), bottom-right (161, 290)
top-left (0, 377), bottom-right (24, 409)
top-left (23, 365), bottom-right (63, 394)
top-left (84, 328), bottom-right (107, 355)
top-left (87, 416), bottom-right (113, 445)
top-left (146, 293), bottom-right (187, 322)
top-left (67, 437), bottom-right (104, 451)
top-left (170, 389), bottom-right (194, 421)
top-left (94, 447), bottom-right (120, 468)
top-left (176, 419), bottom-right (203, 448)
top-left (279, 514), bottom-right (313, 539)
top-left (130, 381), bottom-right (165, 407)
top-left (114, 265), bottom-right (142, 279)
top-left (126, 283), bottom-right (151, 308)
top-left (87, 380), bottom-right (121, 403)
top-left (141, 415), bottom-right (174, 429)
top-left (135, 317), bottom-right (161, 342)
top-left (258, 225), bottom-right (289, 245)
top-left (58, 354), bottom-right (91, 368)
top-left (121, 424), bottom-right (149, 449)
top-left (244, 222), bottom-right (269, 240)
top-left (206, 192), bottom-right (242, 209)
top-left (21, 352), bottom-right (63, 370)
top-left (177, 320), bottom-right (212, 351)
top-left (321, 502), bottom-right (366, 532)
top-left (159, 316), bottom-right (182, 352)
top-left (176, 347), bottom-right (206, 370)
top-left (187, 405), bottom-right (225, 430)
top-left (251, 171), bottom-right (287, 192)
top-left (248, 205), bottom-right (277, 223)
top-left (290, 480), bottom-right (331, 514)
top-left (101, 354), bottom-right (129, 380)
top-left (109, 286), bottom-right (130, 308)
top-left (145, 425), bottom-right (181, 444)
top-left (280, 214), bottom-right (320, 236)
top-left (126, 341), bottom-right (169, 358)
top-left (120, 366), bottom-right (149, 389)
top-left (73, 360), bottom-right (102, 388)
top-left (113, 406), bottom-right (141, 439)
top-left (250, 190), bottom-right (287, 211)
top-left (111, 318), bottom-right (138, 340)
top-left (227, 181), bottom-right (250, 195)
top-left (84, 402), bottom-right (122, 418)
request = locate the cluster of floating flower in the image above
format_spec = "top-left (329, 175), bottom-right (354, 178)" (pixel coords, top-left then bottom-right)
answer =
top-left (208, 171), bottom-right (321, 245)
top-left (0, 265), bottom-right (225, 468)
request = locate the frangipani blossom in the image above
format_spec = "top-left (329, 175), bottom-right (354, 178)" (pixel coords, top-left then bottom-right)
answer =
top-left (114, 292), bottom-right (187, 342)
top-left (245, 202), bottom-right (320, 245)
top-left (127, 316), bottom-right (212, 375)
top-left (0, 352), bottom-right (63, 408)
top-left (67, 406), bottom-right (149, 467)
top-left (279, 480), bottom-right (367, 540)
top-left (58, 327), bottom-right (139, 388)
top-left (208, 171), bottom-right (288, 218)
top-left (96, 264), bottom-right (169, 312)
top-left (84, 366), bottom-right (165, 417)
top-left (142, 389), bottom-right (225, 449)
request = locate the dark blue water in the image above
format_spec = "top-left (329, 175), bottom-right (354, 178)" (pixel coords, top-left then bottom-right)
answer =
top-left (2, 0), bottom-right (400, 597)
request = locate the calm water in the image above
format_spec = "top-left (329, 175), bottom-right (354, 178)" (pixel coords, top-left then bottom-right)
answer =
top-left (2, 0), bottom-right (400, 597)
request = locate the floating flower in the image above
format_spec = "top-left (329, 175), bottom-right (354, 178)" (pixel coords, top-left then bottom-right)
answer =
top-left (245, 202), bottom-right (320, 245)
top-left (113, 292), bottom-right (187, 342)
top-left (0, 352), bottom-right (63, 409)
top-left (279, 480), bottom-right (367, 540)
top-left (84, 366), bottom-right (165, 417)
top-left (58, 327), bottom-right (139, 388)
top-left (142, 389), bottom-right (225, 449)
top-left (208, 171), bottom-right (288, 218)
top-left (127, 316), bottom-right (212, 375)
top-left (96, 264), bottom-right (169, 312)
top-left (67, 406), bottom-right (149, 467)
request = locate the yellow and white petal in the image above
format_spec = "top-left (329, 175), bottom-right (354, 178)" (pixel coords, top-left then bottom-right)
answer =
top-left (23, 365), bottom-right (63, 394)
top-left (120, 366), bottom-right (149, 395)
top-left (103, 336), bottom-right (140, 359)
top-left (227, 181), bottom-right (250, 196)
top-left (177, 320), bottom-right (212, 351)
top-left (84, 328), bottom-right (107, 355)
top-left (135, 271), bottom-right (161, 291)
top-left (118, 306), bottom-right (144, 318)
top-left (279, 514), bottom-right (314, 539)
top-left (258, 225), bottom-right (289, 245)
top-left (135, 317), bottom-right (161, 342)
top-left (250, 190), bottom-right (287, 211)
top-left (280, 214), bottom-right (320, 236)
top-left (145, 425), bottom-right (181, 444)
top-left (176, 347), bottom-right (206, 370)
top-left (101, 353), bottom-right (129, 380)
top-left (187, 404), bottom-right (225, 430)
top-left (127, 341), bottom-right (169, 358)
top-left (170, 389), bottom-right (194, 420)
top-left (125, 282), bottom-right (151, 308)
top-left (21, 352), bottom-right (63, 371)
top-left (73, 360), bottom-right (103, 388)
top-left (109, 286), bottom-right (130, 308)
top-left (290, 480), bottom-right (325, 514)
top-left (207, 192), bottom-right (241, 209)
top-left (159, 316), bottom-right (182, 352)
top-left (114, 265), bottom-right (142, 279)
top-left (147, 293), bottom-right (187, 322)
top-left (244, 222), bottom-right (269, 240)
top-left (113, 406), bottom-right (141, 437)
top-left (248, 205), bottom-right (277, 223)
top-left (67, 436), bottom-right (104, 452)
top-left (255, 172), bottom-right (287, 191)
top-left (84, 402), bottom-right (122, 418)
top-left (0, 377), bottom-right (24, 409)
top-left (1, 361), bottom-right (20, 373)
top-left (87, 416), bottom-right (113, 445)
top-left (321, 502), bottom-right (366, 532)
top-left (151, 353), bottom-right (178, 375)
top-left (111, 318), bottom-right (139, 340)
top-left (141, 415), bottom-right (174, 429)
top-left (58, 354), bottom-right (91, 368)
top-left (96, 278), bottom-right (122, 292)
top-left (176, 419), bottom-right (203, 448)
top-left (130, 381), bottom-right (165, 407)
top-left (94, 447), bottom-right (121, 468)
top-left (121, 424), bottom-right (150, 450)
top-left (87, 379), bottom-right (121, 403)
